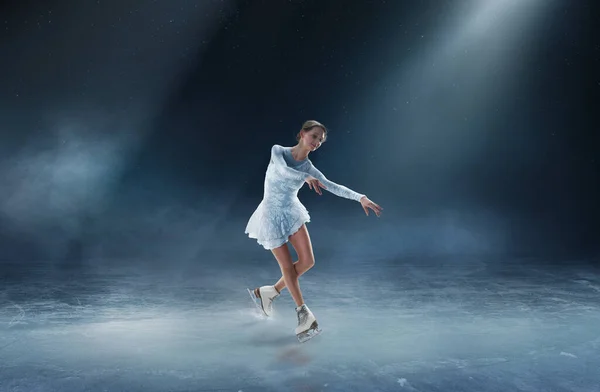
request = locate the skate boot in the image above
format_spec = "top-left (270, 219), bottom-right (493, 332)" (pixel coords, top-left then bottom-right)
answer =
top-left (295, 304), bottom-right (322, 343)
top-left (247, 285), bottom-right (280, 317)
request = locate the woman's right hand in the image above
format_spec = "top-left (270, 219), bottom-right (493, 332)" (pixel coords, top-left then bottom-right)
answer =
top-left (305, 176), bottom-right (327, 195)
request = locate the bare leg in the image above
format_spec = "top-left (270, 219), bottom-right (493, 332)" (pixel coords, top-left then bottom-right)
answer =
top-left (271, 244), bottom-right (304, 307)
top-left (273, 261), bottom-right (311, 293)
top-left (273, 225), bottom-right (316, 293)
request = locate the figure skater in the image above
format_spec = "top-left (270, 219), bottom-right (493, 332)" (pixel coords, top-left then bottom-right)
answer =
top-left (245, 120), bottom-right (383, 342)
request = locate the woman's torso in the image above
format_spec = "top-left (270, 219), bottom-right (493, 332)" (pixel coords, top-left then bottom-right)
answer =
top-left (263, 147), bottom-right (309, 205)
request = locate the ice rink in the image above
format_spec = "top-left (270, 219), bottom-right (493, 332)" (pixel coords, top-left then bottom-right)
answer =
top-left (2, 255), bottom-right (600, 392)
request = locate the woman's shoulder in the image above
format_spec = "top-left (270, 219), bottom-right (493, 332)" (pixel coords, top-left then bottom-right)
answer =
top-left (271, 144), bottom-right (292, 152)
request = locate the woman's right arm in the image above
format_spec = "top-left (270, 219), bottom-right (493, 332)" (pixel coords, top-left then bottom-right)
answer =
top-left (270, 145), bottom-right (310, 181)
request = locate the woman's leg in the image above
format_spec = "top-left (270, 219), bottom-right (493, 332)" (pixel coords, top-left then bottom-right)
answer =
top-left (271, 242), bottom-right (304, 307)
top-left (273, 225), bottom-right (315, 293)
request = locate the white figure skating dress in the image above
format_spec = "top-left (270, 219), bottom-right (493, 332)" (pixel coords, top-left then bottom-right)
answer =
top-left (245, 144), bottom-right (364, 250)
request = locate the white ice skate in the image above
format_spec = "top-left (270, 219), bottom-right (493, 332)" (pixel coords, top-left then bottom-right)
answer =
top-left (295, 304), bottom-right (321, 343)
top-left (247, 285), bottom-right (280, 317)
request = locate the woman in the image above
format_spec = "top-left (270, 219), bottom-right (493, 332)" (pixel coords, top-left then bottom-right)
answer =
top-left (245, 120), bottom-right (383, 343)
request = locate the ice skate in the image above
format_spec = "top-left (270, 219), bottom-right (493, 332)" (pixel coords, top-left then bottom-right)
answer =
top-left (247, 285), bottom-right (280, 317)
top-left (295, 304), bottom-right (322, 343)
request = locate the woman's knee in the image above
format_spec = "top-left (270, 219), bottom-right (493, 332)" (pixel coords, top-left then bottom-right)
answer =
top-left (299, 256), bottom-right (315, 270)
top-left (280, 264), bottom-right (298, 278)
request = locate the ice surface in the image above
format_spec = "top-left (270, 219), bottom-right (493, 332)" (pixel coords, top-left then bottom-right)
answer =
top-left (1, 255), bottom-right (600, 391)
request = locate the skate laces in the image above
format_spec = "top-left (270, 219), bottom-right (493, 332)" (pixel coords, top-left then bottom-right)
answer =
top-left (265, 298), bottom-right (274, 312)
top-left (297, 308), bottom-right (308, 324)
top-left (265, 293), bottom-right (278, 313)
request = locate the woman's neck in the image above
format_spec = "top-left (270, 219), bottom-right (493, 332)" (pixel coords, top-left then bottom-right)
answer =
top-left (290, 145), bottom-right (310, 162)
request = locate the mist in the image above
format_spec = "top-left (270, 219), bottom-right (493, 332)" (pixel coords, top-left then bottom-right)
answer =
top-left (1, 1), bottom-right (599, 391)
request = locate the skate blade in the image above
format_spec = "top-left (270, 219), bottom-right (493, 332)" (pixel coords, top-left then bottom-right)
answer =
top-left (297, 326), bottom-right (322, 343)
top-left (246, 288), bottom-right (265, 317)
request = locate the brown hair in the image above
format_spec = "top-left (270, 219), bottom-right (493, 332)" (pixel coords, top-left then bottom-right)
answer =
top-left (296, 120), bottom-right (328, 142)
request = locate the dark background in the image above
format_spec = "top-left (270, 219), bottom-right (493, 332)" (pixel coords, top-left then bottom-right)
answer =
top-left (0, 0), bottom-right (598, 264)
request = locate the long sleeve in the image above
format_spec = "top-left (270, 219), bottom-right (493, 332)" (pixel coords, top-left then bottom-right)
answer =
top-left (306, 162), bottom-right (365, 202)
top-left (270, 145), bottom-right (310, 182)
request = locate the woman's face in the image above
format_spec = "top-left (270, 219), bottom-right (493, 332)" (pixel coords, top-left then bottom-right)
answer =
top-left (301, 127), bottom-right (326, 151)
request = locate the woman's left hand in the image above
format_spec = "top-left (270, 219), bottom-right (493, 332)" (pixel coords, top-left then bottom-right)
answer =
top-left (360, 196), bottom-right (383, 217)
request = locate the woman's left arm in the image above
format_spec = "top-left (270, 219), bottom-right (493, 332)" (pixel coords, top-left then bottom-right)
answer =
top-left (306, 162), bottom-right (383, 216)
top-left (305, 163), bottom-right (364, 202)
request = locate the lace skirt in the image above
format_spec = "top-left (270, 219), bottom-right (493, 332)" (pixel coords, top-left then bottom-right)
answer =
top-left (245, 198), bottom-right (311, 250)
